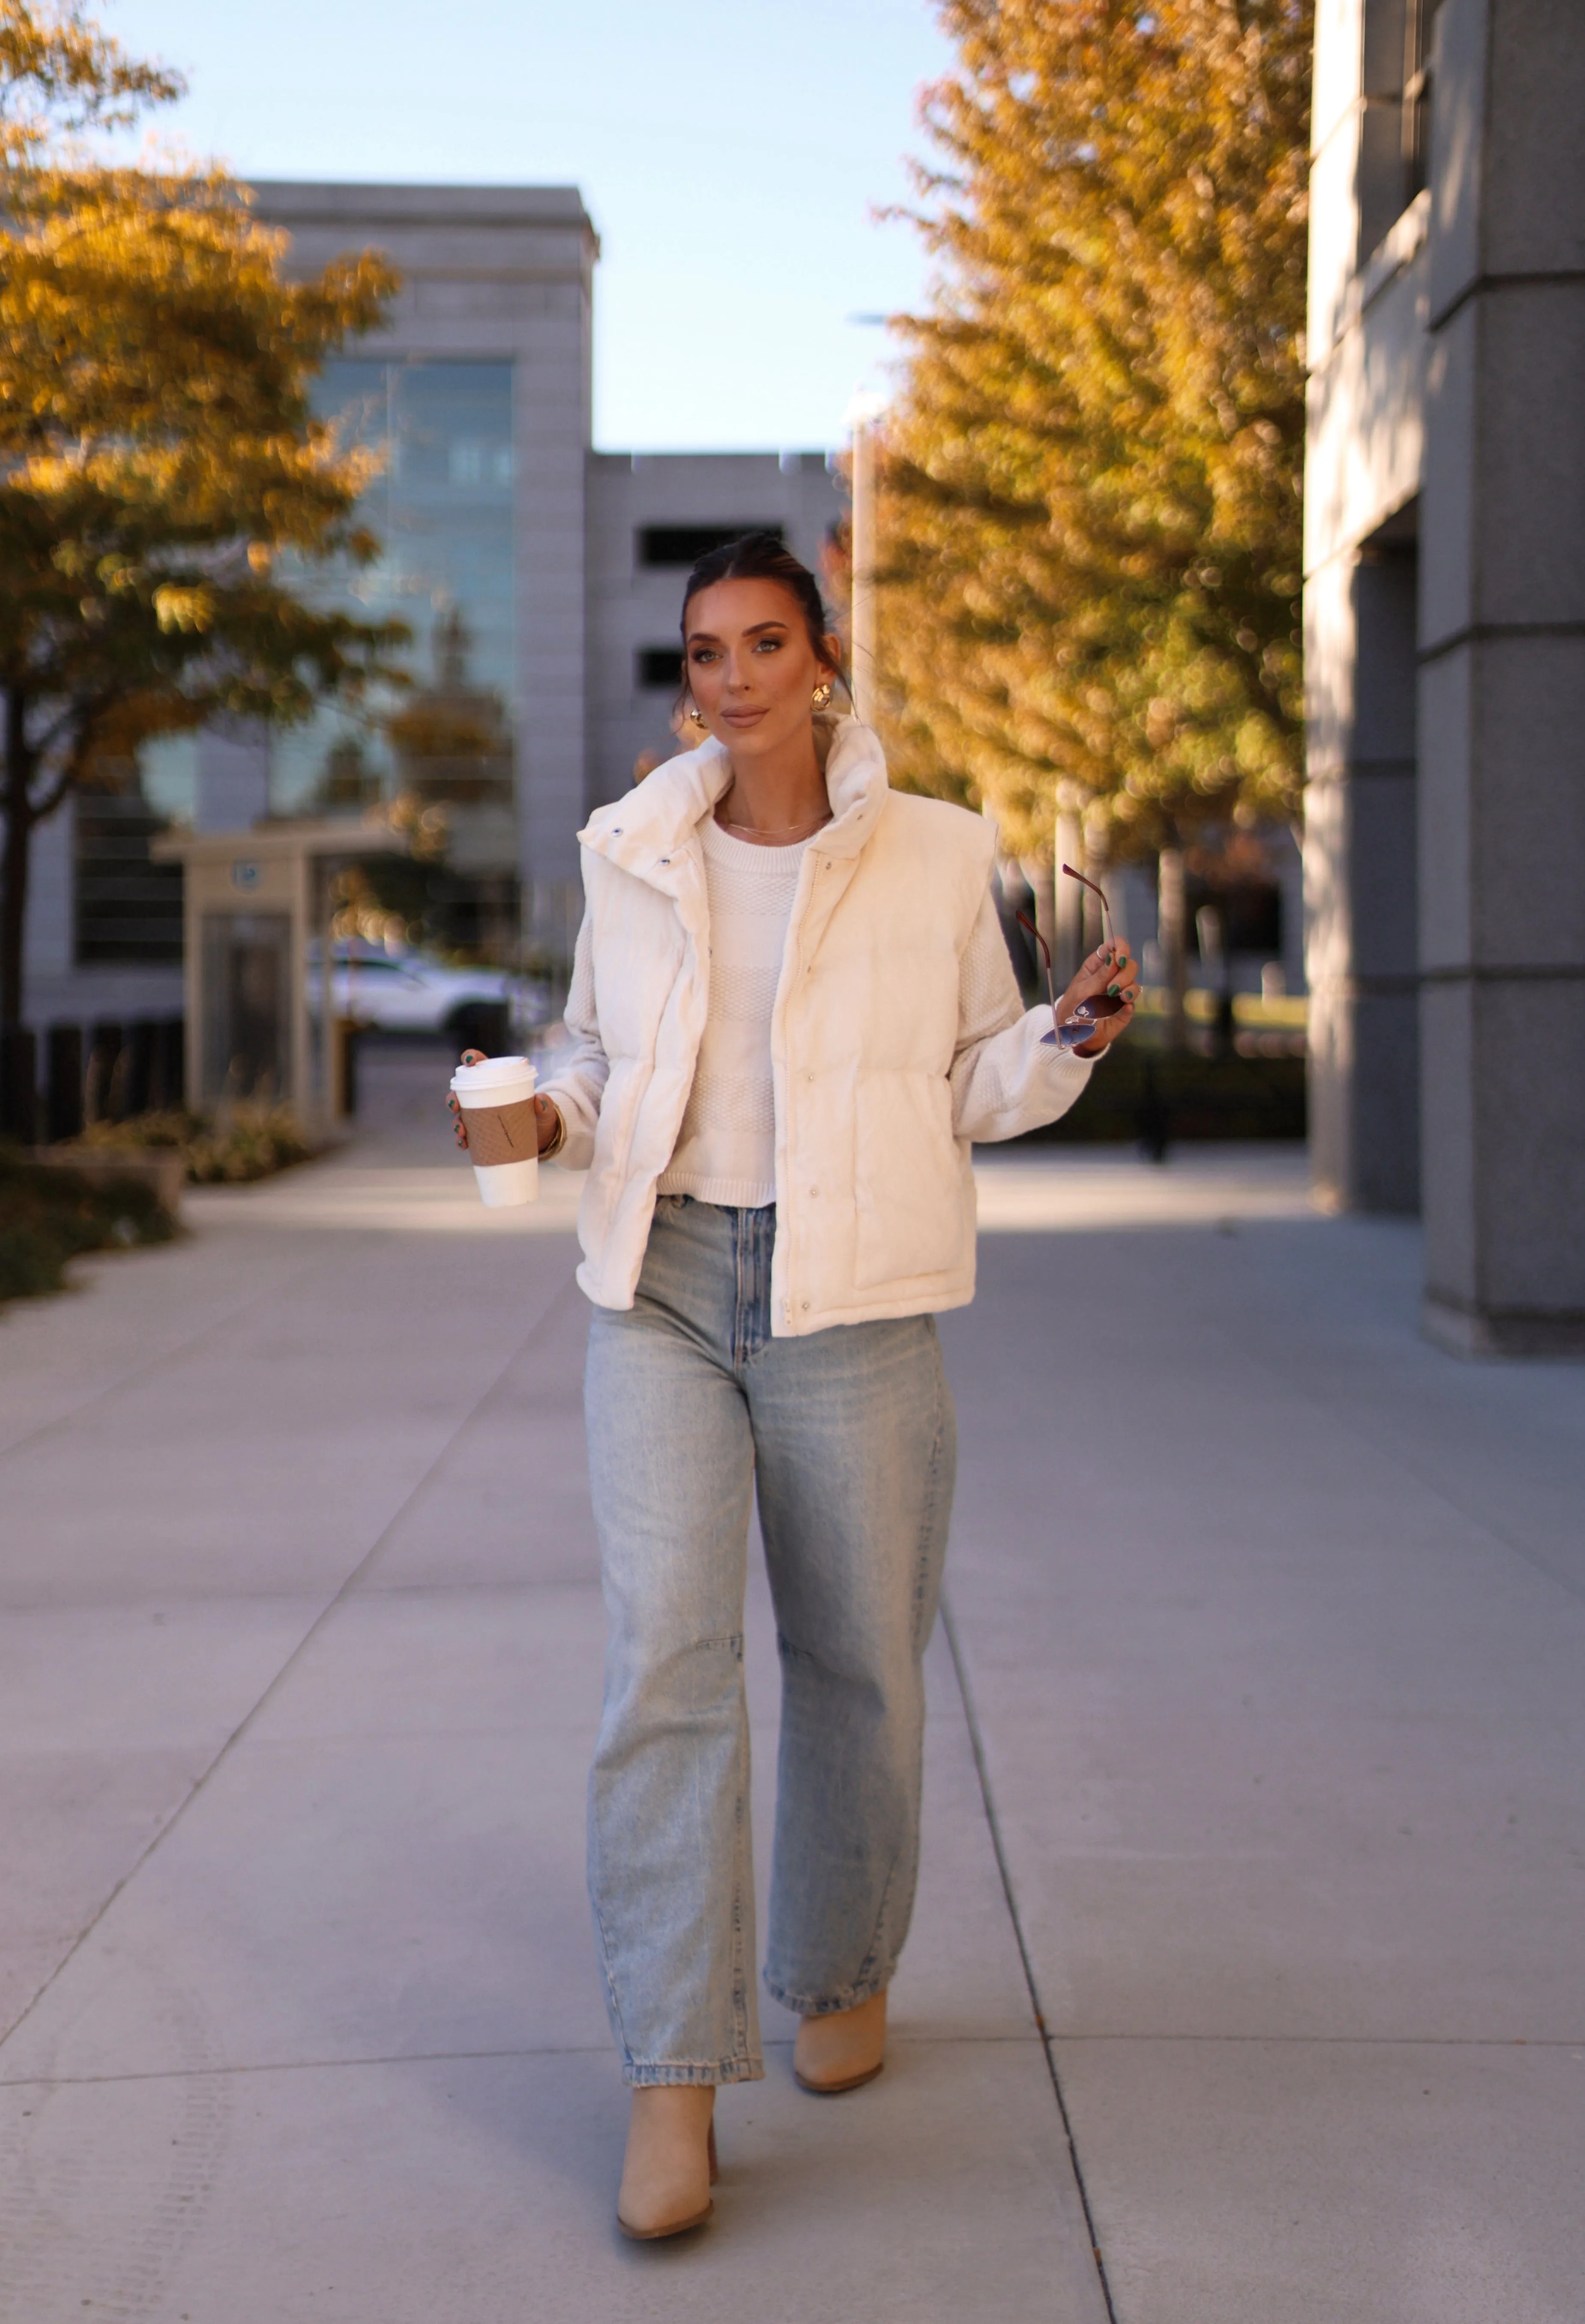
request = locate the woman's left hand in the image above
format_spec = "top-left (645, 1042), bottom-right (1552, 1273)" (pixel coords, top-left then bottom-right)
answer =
top-left (1056, 940), bottom-right (1141, 1057)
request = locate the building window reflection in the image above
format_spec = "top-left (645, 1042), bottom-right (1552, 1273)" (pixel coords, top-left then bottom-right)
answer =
top-left (270, 358), bottom-right (518, 958)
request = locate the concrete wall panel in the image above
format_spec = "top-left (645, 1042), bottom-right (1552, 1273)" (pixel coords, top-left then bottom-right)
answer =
top-left (1419, 300), bottom-right (1477, 652)
top-left (1470, 976), bottom-right (1585, 1310)
top-left (1426, 0), bottom-right (1488, 324)
top-left (1305, 530), bottom-right (1422, 1213)
top-left (1308, 113), bottom-right (1368, 366)
top-left (1471, 284), bottom-right (1585, 628)
top-left (23, 809), bottom-right (73, 986)
top-left (1481, 0), bottom-right (1585, 279)
top-left (1464, 638), bottom-right (1585, 969)
top-left (1311, 0), bottom-right (1365, 157)
top-left (1419, 978), bottom-right (1479, 1310)
top-left (1305, 251), bottom-right (1428, 573)
top-left (1416, 646), bottom-right (1474, 975)
top-left (197, 726), bottom-right (270, 836)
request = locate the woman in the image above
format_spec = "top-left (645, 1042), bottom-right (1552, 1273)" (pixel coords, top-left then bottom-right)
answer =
top-left (453, 534), bottom-right (1138, 2238)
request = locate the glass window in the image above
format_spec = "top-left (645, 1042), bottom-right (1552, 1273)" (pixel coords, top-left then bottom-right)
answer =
top-left (638, 524), bottom-right (782, 568)
top-left (637, 646), bottom-right (684, 690)
top-left (270, 360), bottom-right (517, 830)
top-left (74, 735), bottom-right (195, 966)
top-left (200, 910), bottom-right (291, 1104)
top-left (1402, 0), bottom-right (1444, 202)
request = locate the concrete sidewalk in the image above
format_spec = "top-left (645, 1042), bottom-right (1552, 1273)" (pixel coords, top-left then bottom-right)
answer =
top-left (1, 1045), bottom-right (1581, 2323)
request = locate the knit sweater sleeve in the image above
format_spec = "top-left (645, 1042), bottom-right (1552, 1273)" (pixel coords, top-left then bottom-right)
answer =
top-left (537, 904), bottom-right (607, 1172)
top-left (948, 888), bottom-right (1098, 1143)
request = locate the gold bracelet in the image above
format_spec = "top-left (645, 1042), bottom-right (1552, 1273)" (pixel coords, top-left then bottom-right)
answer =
top-left (538, 1099), bottom-right (567, 1160)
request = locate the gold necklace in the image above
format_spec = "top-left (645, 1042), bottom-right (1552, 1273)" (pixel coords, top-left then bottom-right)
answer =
top-left (716, 788), bottom-right (832, 844)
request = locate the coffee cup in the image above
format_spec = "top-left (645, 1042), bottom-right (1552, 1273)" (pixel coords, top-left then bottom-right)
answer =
top-left (450, 1055), bottom-right (539, 1207)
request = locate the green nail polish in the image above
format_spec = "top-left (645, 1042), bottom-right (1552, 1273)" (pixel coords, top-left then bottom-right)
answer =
top-left (1107, 982), bottom-right (1119, 995)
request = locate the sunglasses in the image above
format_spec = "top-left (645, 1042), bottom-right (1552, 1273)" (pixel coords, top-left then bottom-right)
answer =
top-left (1017, 864), bottom-right (1130, 1051)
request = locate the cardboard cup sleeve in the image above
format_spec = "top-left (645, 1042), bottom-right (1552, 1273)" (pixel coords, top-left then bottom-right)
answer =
top-left (461, 1096), bottom-right (540, 1167)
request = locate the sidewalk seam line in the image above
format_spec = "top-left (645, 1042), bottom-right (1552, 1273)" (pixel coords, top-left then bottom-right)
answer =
top-left (0, 2032), bottom-right (1051, 2090)
top-left (0, 1248), bottom-right (333, 1461)
top-left (941, 1592), bottom-right (1121, 2324)
top-left (8, 2026), bottom-right (1579, 2092)
top-left (0, 1266), bottom-right (582, 2060)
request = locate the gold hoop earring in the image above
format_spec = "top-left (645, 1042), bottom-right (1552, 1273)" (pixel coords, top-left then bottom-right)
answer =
top-left (812, 682), bottom-right (833, 710)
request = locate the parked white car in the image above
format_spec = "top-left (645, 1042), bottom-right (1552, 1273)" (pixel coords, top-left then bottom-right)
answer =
top-left (307, 945), bottom-right (528, 1038)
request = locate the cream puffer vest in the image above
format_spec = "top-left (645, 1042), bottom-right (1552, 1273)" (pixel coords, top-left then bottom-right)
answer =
top-left (547, 719), bottom-right (997, 1337)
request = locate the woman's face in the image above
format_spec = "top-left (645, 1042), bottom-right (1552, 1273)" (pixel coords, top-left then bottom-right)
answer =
top-left (684, 577), bottom-right (836, 762)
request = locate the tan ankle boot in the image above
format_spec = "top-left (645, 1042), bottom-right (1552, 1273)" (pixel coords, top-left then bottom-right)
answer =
top-left (616, 2086), bottom-right (718, 2240)
top-left (793, 1990), bottom-right (887, 2094)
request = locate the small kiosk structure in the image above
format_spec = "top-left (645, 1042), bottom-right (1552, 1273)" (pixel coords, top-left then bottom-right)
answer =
top-left (152, 819), bottom-right (408, 1135)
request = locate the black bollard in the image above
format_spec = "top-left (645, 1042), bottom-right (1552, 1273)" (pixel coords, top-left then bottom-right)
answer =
top-left (156, 1017), bottom-right (186, 1109)
top-left (45, 1025), bottom-right (85, 1142)
top-left (86, 1021), bottom-right (124, 1123)
top-left (0, 1025), bottom-right (39, 1144)
top-left (1214, 989), bottom-right (1237, 1061)
top-left (1137, 1052), bottom-right (1170, 1165)
top-left (124, 1019), bottom-right (157, 1117)
top-left (451, 1000), bottom-right (509, 1061)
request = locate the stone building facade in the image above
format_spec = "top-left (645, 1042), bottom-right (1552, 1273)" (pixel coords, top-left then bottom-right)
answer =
top-left (1305, 0), bottom-right (1585, 1352)
top-left (19, 182), bottom-right (844, 1022)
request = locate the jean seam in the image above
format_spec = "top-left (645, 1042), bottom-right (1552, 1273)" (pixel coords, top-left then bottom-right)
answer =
top-left (590, 1889), bottom-right (636, 2070)
top-left (851, 1325), bottom-right (948, 2000)
top-left (910, 1333), bottom-right (948, 1658)
top-left (728, 1708), bottom-right (754, 2065)
top-left (731, 1206), bottom-right (745, 1368)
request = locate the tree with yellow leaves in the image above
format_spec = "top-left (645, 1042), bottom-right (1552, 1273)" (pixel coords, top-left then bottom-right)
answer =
top-left (0, 1), bottom-right (406, 1024)
top-left (878, 0), bottom-right (1310, 898)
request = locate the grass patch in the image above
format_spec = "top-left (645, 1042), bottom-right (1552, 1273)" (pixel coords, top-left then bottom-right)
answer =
top-left (0, 1146), bottom-right (177, 1307)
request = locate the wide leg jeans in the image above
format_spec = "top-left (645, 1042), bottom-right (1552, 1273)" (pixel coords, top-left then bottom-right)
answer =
top-left (584, 1195), bottom-right (956, 2086)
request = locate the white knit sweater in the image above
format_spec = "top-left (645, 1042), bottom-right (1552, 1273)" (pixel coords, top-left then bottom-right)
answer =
top-left (659, 817), bottom-right (812, 1205)
top-left (654, 806), bottom-right (1059, 1211)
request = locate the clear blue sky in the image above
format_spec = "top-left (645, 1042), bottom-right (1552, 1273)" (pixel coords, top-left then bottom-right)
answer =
top-left (104, 0), bottom-right (955, 454)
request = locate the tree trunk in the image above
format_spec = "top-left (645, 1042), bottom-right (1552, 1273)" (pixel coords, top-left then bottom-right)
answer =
top-left (1158, 844), bottom-right (1188, 1052)
top-left (1020, 855), bottom-right (1057, 992)
top-left (1054, 804), bottom-right (1083, 986)
top-left (1, 688), bottom-right (35, 1031)
top-left (1083, 825), bottom-right (1112, 957)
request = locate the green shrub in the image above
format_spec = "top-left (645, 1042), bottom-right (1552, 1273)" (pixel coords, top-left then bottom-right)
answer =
top-left (1021, 1042), bottom-right (1306, 1147)
top-left (66, 1104), bottom-right (312, 1184)
top-left (0, 1147), bottom-right (177, 1307)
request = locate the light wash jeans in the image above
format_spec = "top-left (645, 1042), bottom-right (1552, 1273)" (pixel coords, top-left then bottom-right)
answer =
top-left (584, 1195), bottom-right (956, 2087)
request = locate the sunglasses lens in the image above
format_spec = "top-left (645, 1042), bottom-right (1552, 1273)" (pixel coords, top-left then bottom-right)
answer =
top-left (1045, 1020), bottom-right (1095, 1051)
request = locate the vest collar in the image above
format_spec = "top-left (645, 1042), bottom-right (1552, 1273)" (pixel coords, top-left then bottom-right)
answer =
top-left (579, 717), bottom-right (890, 883)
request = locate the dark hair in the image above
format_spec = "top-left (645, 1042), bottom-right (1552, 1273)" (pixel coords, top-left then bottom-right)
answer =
top-left (678, 531), bottom-right (852, 707)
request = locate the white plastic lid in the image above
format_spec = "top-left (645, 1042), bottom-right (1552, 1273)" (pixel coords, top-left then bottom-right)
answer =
top-left (450, 1054), bottom-right (534, 1094)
